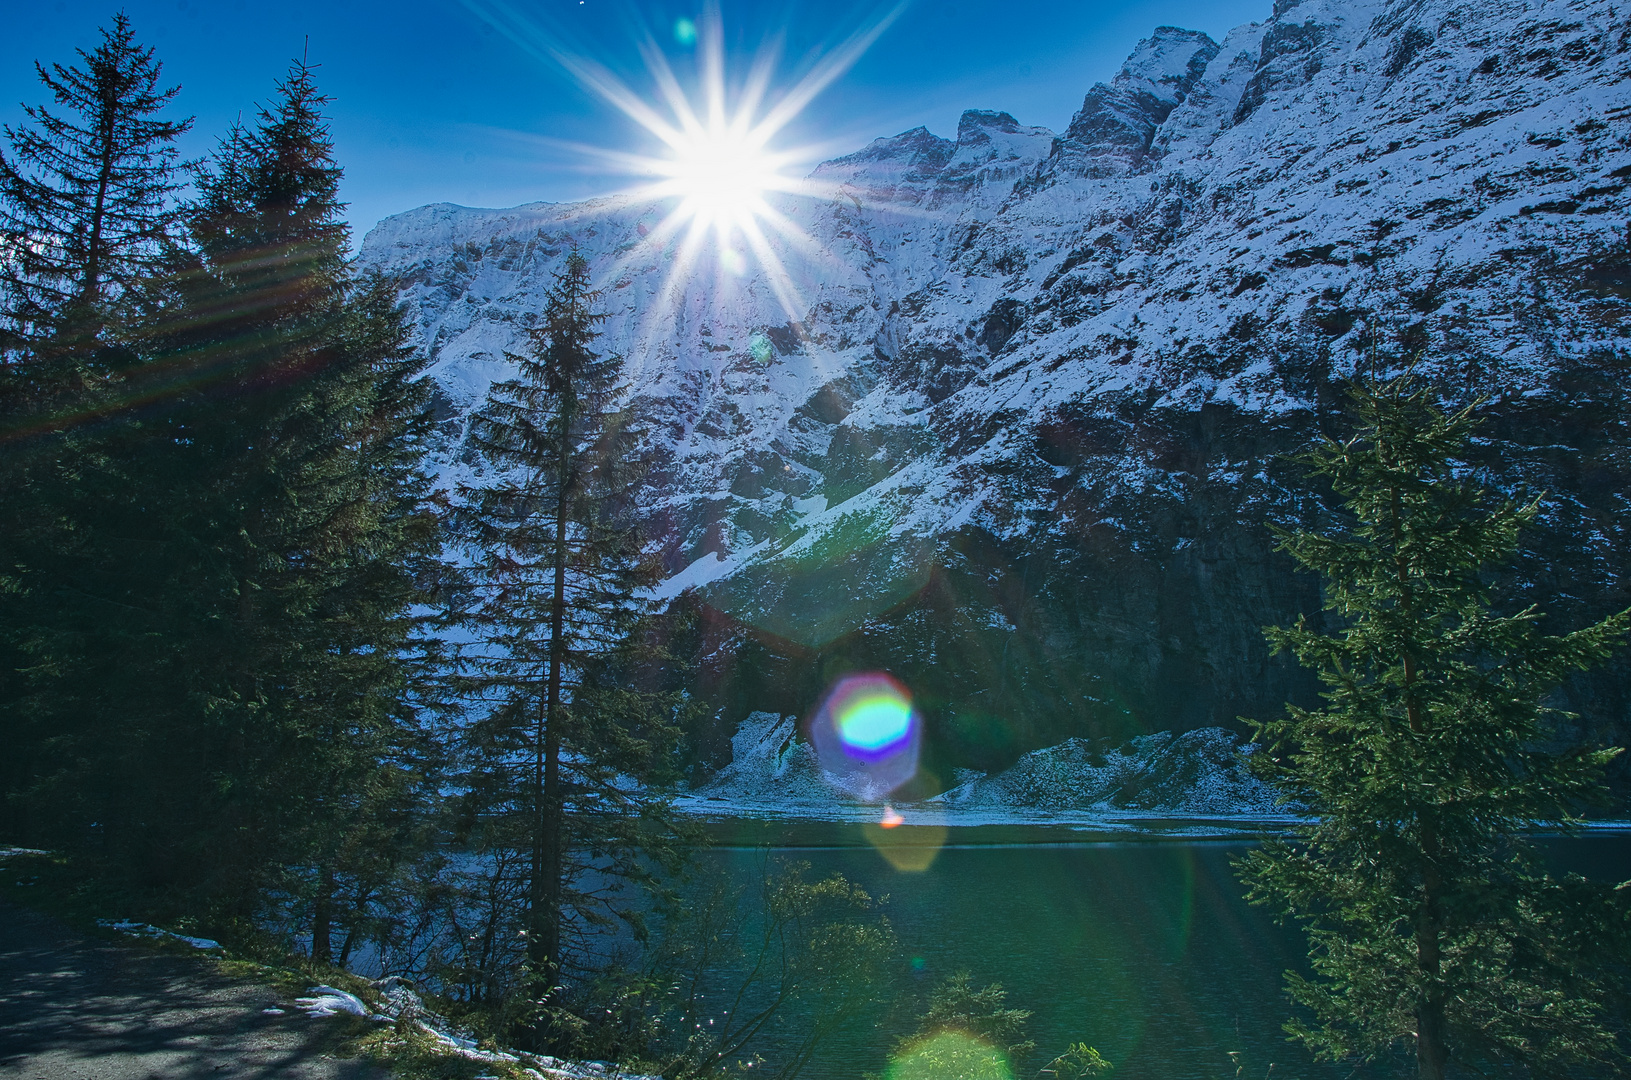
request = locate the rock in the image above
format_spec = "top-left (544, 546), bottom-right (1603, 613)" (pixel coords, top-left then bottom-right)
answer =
top-left (686, 716), bottom-right (1285, 818)
top-left (1059, 26), bottom-right (1222, 169)
top-left (927, 728), bottom-right (1284, 814)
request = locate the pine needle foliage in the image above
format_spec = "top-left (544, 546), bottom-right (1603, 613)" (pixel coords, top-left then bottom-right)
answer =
top-left (454, 252), bottom-right (685, 1041)
top-left (140, 60), bottom-right (445, 930)
top-left (0, 12), bottom-right (191, 358)
top-left (1239, 375), bottom-right (1631, 1080)
top-left (0, 15), bottom-right (193, 848)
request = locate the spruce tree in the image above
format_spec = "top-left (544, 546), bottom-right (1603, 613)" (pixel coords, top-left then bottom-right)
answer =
top-left (166, 61), bottom-right (444, 929)
top-left (0, 12), bottom-right (191, 359)
top-left (1240, 376), bottom-right (1631, 1079)
top-left (0, 15), bottom-right (190, 846)
top-left (456, 252), bottom-right (683, 1042)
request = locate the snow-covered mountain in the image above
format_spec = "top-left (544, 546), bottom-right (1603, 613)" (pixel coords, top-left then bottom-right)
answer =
top-left (362, 0), bottom-right (1631, 777)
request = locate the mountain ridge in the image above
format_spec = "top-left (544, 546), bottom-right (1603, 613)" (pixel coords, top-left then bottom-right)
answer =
top-left (362, 0), bottom-right (1631, 781)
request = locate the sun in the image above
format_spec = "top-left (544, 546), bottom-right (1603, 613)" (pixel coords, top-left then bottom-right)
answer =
top-left (619, 13), bottom-right (822, 262)
top-left (523, 4), bottom-right (901, 287)
top-left (655, 122), bottom-right (788, 237)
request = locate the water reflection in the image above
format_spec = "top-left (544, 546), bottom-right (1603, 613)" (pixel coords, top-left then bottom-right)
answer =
top-left (691, 840), bottom-right (1346, 1080)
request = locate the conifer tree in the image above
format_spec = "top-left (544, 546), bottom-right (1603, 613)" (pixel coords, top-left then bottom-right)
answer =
top-left (158, 61), bottom-right (445, 928)
top-left (1240, 376), bottom-right (1631, 1079)
top-left (0, 12), bottom-right (191, 359)
top-left (456, 252), bottom-right (683, 1041)
top-left (0, 15), bottom-right (190, 846)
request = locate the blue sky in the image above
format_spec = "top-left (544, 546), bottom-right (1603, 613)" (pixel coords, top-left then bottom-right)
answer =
top-left (2, 1), bottom-right (1267, 240)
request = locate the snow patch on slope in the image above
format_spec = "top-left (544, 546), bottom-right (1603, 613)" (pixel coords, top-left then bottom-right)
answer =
top-left (688, 712), bottom-right (839, 806)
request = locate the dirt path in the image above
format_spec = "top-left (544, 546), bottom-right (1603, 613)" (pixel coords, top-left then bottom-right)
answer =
top-left (0, 902), bottom-right (391, 1079)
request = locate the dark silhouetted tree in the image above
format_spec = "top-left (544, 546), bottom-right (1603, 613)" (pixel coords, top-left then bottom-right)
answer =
top-left (0, 12), bottom-right (191, 359)
top-left (1, 59), bottom-right (447, 939)
top-left (0, 14), bottom-right (190, 849)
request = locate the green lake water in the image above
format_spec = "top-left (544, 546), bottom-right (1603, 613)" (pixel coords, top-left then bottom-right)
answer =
top-left (684, 823), bottom-right (1631, 1080)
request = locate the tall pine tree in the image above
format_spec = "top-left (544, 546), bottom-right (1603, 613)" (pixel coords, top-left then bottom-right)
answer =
top-left (1240, 376), bottom-right (1631, 1079)
top-left (0, 15), bottom-right (191, 848)
top-left (150, 60), bottom-right (446, 929)
top-left (456, 252), bottom-right (684, 1043)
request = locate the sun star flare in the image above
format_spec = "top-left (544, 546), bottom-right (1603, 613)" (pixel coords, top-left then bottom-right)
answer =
top-left (506, 2), bottom-right (904, 322)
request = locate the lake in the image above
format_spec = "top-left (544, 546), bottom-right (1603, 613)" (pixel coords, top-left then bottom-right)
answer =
top-left (681, 822), bottom-right (1631, 1080)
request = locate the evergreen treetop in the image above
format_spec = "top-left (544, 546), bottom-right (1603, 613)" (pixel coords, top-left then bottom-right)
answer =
top-left (0, 12), bottom-right (192, 357)
top-left (191, 60), bottom-right (347, 311)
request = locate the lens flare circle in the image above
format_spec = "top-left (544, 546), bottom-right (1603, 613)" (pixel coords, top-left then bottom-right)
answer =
top-left (864, 819), bottom-right (948, 872)
top-left (888, 1031), bottom-right (1013, 1080)
top-left (810, 672), bottom-right (920, 801)
top-left (834, 684), bottom-right (913, 758)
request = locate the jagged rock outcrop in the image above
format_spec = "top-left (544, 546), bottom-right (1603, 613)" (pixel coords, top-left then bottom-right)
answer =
top-left (1059, 26), bottom-right (1222, 171)
top-left (688, 713), bottom-right (836, 805)
top-left (928, 728), bottom-right (1283, 815)
top-left (681, 713), bottom-right (1282, 818)
top-left (363, 0), bottom-right (1631, 783)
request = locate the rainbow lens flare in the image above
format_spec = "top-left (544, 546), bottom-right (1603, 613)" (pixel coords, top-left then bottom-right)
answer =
top-left (836, 686), bottom-right (911, 757)
top-left (810, 672), bottom-right (920, 801)
top-left (864, 818), bottom-right (948, 872)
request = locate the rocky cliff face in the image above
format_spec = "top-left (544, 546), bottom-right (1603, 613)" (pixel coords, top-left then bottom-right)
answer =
top-left (362, 0), bottom-right (1631, 783)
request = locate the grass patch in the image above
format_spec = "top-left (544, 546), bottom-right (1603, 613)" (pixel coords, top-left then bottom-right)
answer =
top-left (357, 1022), bottom-right (540, 1080)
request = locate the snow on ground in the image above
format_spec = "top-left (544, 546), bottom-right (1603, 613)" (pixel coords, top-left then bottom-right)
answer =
top-left (96, 920), bottom-right (221, 950)
top-left (355, 976), bottom-right (662, 1080)
top-left (294, 986), bottom-right (385, 1020)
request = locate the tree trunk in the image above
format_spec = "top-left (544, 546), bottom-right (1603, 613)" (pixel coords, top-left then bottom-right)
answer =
top-left (529, 402), bottom-right (574, 1043)
top-left (1415, 826), bottom-right (1447, 1080)
top-left (83, 95), bottom-right (115, 309)
top-left (1389, 438), bottom-right (1448, 1078)
top-left (310, 863), bottom-right (334, 964)
top-left (1417, 999), bottom-right (1449, 1080)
